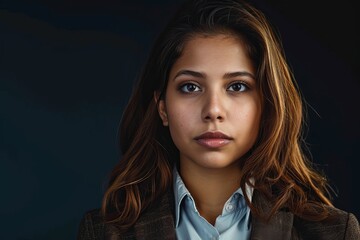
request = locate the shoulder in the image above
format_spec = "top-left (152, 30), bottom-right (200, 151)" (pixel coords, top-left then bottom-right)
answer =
top-left (252, 191), bottom-right (360, 239)
top-left (77, 208), bottom-right (105, 240)
top-left (76, 192), bottom-right (176, 240)
top-left (293, 206), bottom-right (360, 240)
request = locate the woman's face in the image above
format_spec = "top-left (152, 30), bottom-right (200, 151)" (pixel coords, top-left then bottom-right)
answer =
top-left (157, 34), bottom-right (261, 172)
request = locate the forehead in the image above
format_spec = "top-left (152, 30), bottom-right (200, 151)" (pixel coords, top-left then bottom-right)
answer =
top-left (182, 34), bottom-right (246, 56)
top-left (170, 34), bottom-right (255, 77)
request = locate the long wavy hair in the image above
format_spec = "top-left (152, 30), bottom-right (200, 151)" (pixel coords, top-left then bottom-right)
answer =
top-left (101, 0), bottom-right (333, 231)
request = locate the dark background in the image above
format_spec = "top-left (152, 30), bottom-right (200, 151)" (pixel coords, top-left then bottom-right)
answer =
top-left (1, 0), bottom-right (359, 239)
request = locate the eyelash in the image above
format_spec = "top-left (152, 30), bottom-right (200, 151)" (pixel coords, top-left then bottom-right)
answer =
top-left (178, 82), bottom-right (201, 93)
top-left (178, 81), bottom-right (250, 93)
top-left (227, 81), bottom-right (249, 92)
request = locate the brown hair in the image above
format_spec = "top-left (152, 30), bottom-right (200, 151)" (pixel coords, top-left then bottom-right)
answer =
top-left (101, 0), bottom-right (333, 231)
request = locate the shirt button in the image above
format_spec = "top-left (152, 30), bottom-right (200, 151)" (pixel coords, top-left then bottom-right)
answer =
top-left (226, 203), bottom-right (234, 212)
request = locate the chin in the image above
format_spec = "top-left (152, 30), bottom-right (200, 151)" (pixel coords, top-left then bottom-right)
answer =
top-left (195, 156), bottom-right (239, 169)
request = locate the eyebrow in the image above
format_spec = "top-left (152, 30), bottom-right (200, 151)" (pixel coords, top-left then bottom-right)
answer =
top-left (173, 69), bottom-right (256, 81)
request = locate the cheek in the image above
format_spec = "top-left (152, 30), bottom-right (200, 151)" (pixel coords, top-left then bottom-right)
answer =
top-left (166, 99), bottom-right (199, 147)
top-left (166, 95), bottom-right (197, 124)
top-left (233, 100), bottom-right (261, 134)
top-left (167, 106), bottom-right (193, 131)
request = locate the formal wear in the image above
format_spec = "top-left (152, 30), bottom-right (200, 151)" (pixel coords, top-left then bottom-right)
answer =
top-left (77, 189), bottom-right (360, 240)
top-left (173, 168), bottom-right (253, 239)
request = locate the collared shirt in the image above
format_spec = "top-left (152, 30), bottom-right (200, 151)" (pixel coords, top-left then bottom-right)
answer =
top-left (173, 168), bottom-right (253, 240)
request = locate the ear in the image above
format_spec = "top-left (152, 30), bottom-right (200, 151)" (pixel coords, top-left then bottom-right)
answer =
top-left (154, 91), bottom-right (168, 126)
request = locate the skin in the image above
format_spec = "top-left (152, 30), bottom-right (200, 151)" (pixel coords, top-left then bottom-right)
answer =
top-left (157, 34), bottom-right (262, 225)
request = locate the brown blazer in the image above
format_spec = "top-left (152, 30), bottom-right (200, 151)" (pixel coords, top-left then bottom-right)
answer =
top-left (77, 190), bottom-right (360, 240)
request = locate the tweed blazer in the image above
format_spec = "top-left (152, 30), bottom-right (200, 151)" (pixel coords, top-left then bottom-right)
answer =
top-left (77, 190), bottom-right (360, 240)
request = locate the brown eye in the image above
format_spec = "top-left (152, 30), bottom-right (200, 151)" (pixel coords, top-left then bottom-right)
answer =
top-left (179, 83), bottom-right (201, 93)
top-left (227, 82), bottom-right (248, 92)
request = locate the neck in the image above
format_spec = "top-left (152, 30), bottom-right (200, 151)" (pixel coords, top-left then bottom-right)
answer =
top-left (179, 162), bottom-right (242, 225)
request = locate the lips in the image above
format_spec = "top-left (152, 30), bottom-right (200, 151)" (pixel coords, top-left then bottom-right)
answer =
top-left (194, 131), bottom-right (232, 148)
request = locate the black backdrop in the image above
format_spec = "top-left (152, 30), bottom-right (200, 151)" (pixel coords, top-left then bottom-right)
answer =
top-left (1, 0), bottom-right (359, 239)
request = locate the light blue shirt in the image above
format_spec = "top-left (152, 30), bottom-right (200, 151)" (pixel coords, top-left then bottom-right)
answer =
top-left (173, 168), bottom-right (253, 240)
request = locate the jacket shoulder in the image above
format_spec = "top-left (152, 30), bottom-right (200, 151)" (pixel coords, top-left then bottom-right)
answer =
top-left (293, 206), bottom-right (360, 240)
top-left (76, 191), bottom-right (176, 240)
top-left (77, 208), bottom-right (105, 240)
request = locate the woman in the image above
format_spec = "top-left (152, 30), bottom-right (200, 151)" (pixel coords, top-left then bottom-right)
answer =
top-left (77, 0), bottom-right (360, 239)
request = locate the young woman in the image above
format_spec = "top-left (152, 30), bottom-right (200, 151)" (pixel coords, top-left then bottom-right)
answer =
top-left (77, 0), bottom-right (360, 239)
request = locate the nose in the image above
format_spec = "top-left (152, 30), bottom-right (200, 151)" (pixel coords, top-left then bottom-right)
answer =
top-left (202, 91), bottom-right (226, 122)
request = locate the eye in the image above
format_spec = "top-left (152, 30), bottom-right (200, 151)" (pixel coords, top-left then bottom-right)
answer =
top-left (179, 83), bottom-right (201, 93)
top-left (227, 82), bottom-right (248, 92)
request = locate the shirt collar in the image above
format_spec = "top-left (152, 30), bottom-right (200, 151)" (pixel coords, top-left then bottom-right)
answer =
top-left (173, 167), bottom-right (191, 227)
top-left (173, 167), bottom-right (254, 228)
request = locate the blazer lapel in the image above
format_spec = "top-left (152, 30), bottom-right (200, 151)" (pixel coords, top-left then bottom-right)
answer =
top-left (105, 189), bottom-right (294, 240)
top-left (250, 191), bottom-right (293, 240)
top-left (133, 192), bottom-right (176, 240)
top-left (105, 191), bottom-right (176, 240)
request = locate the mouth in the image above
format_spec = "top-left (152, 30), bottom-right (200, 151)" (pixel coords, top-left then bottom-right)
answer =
top-left (194, 131), bottom-right (232, 148)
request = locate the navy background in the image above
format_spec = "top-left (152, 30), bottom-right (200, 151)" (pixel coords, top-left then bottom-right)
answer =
top-left (1, 0), bottom-right (359, 239)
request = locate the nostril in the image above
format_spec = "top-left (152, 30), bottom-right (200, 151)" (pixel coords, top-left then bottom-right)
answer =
top-left (203, 114), bottom-right (223, 121)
